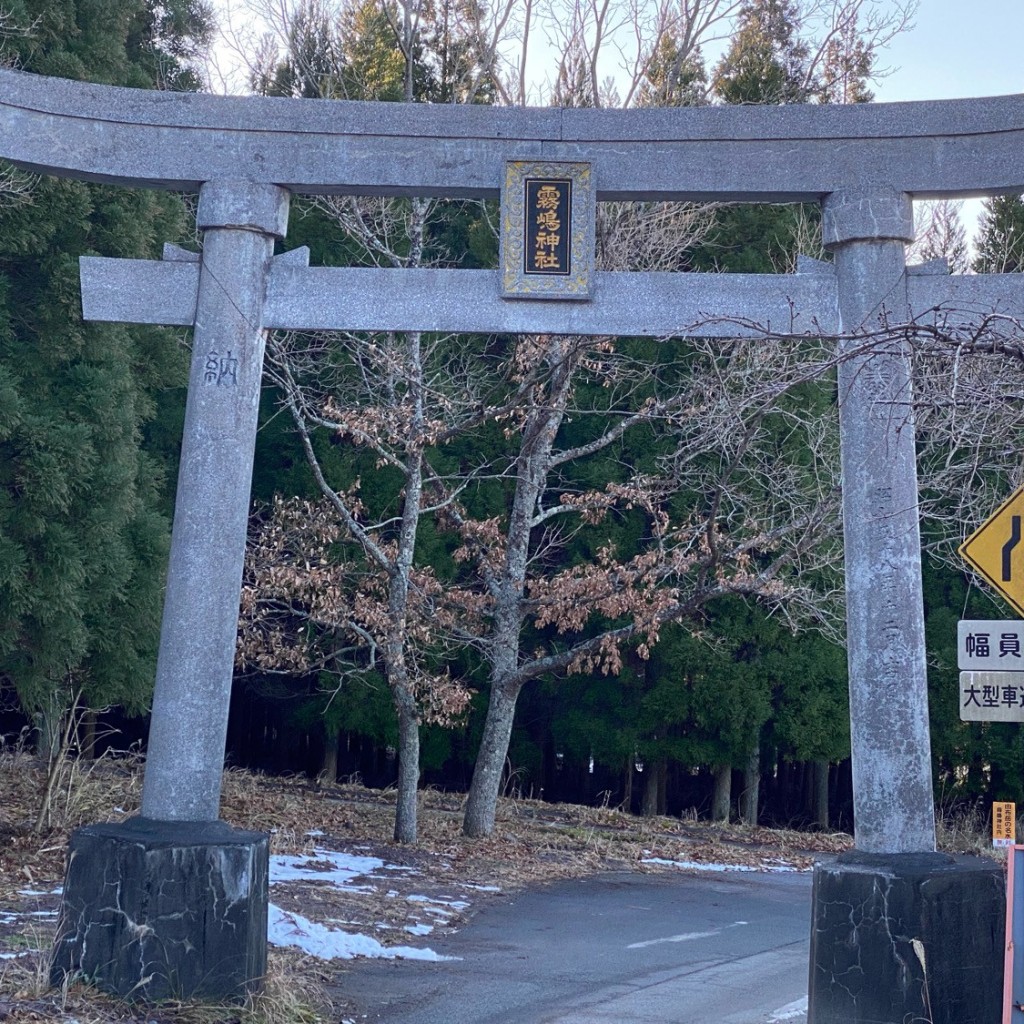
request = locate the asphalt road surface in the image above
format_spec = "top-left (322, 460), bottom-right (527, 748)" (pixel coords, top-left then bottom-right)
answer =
top-left (338, 869), bottom-right (812, 1024)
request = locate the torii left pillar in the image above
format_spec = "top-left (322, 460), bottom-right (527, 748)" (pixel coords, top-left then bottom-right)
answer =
top-left (51, 181), bottom-right (290, 1001)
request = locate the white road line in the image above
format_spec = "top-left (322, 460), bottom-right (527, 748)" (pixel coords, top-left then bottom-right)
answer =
top-left (766, 995), bottom-right (808, 1022)
top-left (627, 920), bottom-right (748, 950)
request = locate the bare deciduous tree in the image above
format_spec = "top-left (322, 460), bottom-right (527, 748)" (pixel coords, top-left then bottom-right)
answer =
top-left (445, 330), bottom-right (846, 837)
top-left (909, 200), bottom-right (969, 275)
top-left (228, 0), bottom-right (919, 844)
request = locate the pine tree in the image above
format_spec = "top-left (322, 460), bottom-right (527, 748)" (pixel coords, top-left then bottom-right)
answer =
top-left (0, 0), bottom-right (211, 744)
top-left (712, 0), bottom-right (810, 106)
top-left (635, 34), bottom-right (706, 108)
top-left (973, 194), bottom-right (1024, 274)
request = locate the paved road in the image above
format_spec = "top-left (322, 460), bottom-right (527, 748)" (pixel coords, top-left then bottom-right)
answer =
top-left (338, 870), bottom-right (812, 1024)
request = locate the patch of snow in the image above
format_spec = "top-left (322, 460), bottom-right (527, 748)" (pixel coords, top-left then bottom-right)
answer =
top-left (27, 911), bottom-right (57, 917)
top-left (407, 895), bottom-right (469, 911)
top-left (404, 922), bottom-right (434, 936)
top-left (641, 857), bottom-right (804, 873)
top-left (0, 951), bottom-right (33, 960)
top-left (267, 904), bottom-right (456, 961)
top-left (461, 884), bottom-right (501, 892)
top-left (305, 829), bottom-right (325, 837)
top-left (270, 849), bottom-right (383, 888)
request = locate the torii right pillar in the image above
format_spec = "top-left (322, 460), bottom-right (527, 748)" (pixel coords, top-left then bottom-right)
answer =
top-left (807, 188), bottom-right (1005, 1024)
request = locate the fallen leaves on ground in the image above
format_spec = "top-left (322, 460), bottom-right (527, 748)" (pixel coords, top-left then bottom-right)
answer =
top-left (0, 751), bottom-right (853, 1024)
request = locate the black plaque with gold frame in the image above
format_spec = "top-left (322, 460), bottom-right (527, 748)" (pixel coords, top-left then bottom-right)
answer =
top-left (500, 160), bottom-right (594, 300)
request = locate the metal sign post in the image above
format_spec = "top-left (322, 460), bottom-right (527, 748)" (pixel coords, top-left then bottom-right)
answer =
top-left (1006, 846), bottom-right (1024, 1024)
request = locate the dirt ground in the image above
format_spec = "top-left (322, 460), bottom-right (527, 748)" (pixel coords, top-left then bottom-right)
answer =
top-left (0, 750), bottom-right (855, 1024)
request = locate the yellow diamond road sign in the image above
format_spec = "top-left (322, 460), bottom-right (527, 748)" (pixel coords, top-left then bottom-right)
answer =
top-left (960, 485), bottom-right (1024, 618)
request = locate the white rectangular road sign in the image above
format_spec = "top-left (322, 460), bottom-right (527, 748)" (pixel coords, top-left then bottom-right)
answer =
top-left (957, 620), bottom-right (1024, 671)
top-left (960, 672), bottom-right (1024, 721)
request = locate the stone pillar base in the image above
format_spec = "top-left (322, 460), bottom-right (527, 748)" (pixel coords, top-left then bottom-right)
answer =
top-left (808, 851), bottom-right (1005, 1024)
top-left (50, 817), bottom-right (269, 1002)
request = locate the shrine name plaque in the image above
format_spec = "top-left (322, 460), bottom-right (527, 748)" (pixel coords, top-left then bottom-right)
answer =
top-left (500, 160), bottom-right (594, 300)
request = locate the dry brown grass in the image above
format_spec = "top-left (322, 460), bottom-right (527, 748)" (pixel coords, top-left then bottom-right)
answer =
top-left (0, 750), bottom-right (861, 1024)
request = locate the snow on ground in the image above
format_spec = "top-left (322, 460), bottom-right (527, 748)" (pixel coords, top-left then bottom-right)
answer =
top-left (640, 856), bottom-right (808, 873)
top-left (270, 849), bottom-right (387, 888)
top-left (404, 922), bottom-right (435, 936)
top-left (267, 904), bottom-right (456, 961)
top-left (267, 848), bottom-right (458, 962)
top-left (407, 894), bottom-right (470, 911)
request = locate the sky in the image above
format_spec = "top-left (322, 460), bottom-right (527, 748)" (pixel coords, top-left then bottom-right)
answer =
top-left (873, 0), bottom-right (1024, 103)
top-left (212, 0), bottom-right (1024, 101)
top-left (870, 0), bottom-right (1024, 243)
top-left (209, 0), bottom-right (1024, 245)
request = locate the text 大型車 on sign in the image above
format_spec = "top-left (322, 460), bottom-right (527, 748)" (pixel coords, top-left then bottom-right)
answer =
top-left (959, 671), bottom-right (1024, 721)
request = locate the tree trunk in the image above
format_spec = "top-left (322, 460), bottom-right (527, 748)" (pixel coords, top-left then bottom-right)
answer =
top-left (623, 755), bottom-right (634, 812)
top-left (463, 680), bottom-right (520, 837)
top-left (642, 759), bottom-right (665, 818)
top-left (711, 764), bottom-right (732, 823)
top-left (33, 703), bottom-right (62, 763)
top-left (740, 743), bottom-right (760, 826)
top-left (813, 759), bottom-right (830, 830)
top-left (80, 710), bottom-right (98, 761)
top-left (321, 726), bottom-right (339, 784)
top-left (393, 695), bottom-right (420, 843)
top-left (656, 757), bottom-right (668, 815)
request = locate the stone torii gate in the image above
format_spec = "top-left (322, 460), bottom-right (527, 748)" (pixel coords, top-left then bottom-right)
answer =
top-left (2, 67), bottom-right (1022, 1021)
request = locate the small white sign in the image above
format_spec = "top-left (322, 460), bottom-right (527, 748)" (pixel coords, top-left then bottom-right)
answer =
top-left (957, 620), bottom-right (1024, 670)
top-left (960, 672), bottom-right (1024, 721)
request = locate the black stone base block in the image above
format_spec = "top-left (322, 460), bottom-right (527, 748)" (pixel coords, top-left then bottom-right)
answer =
top-left (808, 851), bottom-right (1005, 1024)
top-left (50, 817), bottom-right (269, 1002)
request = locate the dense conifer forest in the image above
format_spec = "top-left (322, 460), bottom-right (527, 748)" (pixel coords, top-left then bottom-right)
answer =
top-left (3, 0), bottom-right (1024, 842)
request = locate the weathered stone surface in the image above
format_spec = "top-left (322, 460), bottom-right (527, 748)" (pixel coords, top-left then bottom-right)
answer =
top-left (140, 181), bottom-right (289, 823)
top-left (196, 179), bottom-right (290, 236)
top-left (4, 67), bottom-right (1024, 198)
top-left (50, 818), bottom-right (269, 1002)
top-left (808, 853), bottom-right (1005, 1024)
top-left (822, 187), bottom-right (914, 246)
top-left (826, 189), bottom-right (935, 853)
top-left (79, 259), bottom-right (842, 337)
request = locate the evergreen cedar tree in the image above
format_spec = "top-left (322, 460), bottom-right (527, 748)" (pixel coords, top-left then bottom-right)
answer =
top-left (0, 1), bottom-right (213, 748)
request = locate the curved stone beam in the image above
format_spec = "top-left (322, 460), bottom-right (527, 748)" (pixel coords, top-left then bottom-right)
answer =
top-left (4, 68), bottom-right (1024, 200)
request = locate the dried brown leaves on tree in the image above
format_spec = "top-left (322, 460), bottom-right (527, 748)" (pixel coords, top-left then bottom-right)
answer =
top-left (239, 496), bottom-right (474, 725)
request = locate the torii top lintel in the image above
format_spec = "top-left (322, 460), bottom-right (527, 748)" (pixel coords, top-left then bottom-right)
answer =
top-left (3, 67), bottom-right (1024, 201)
